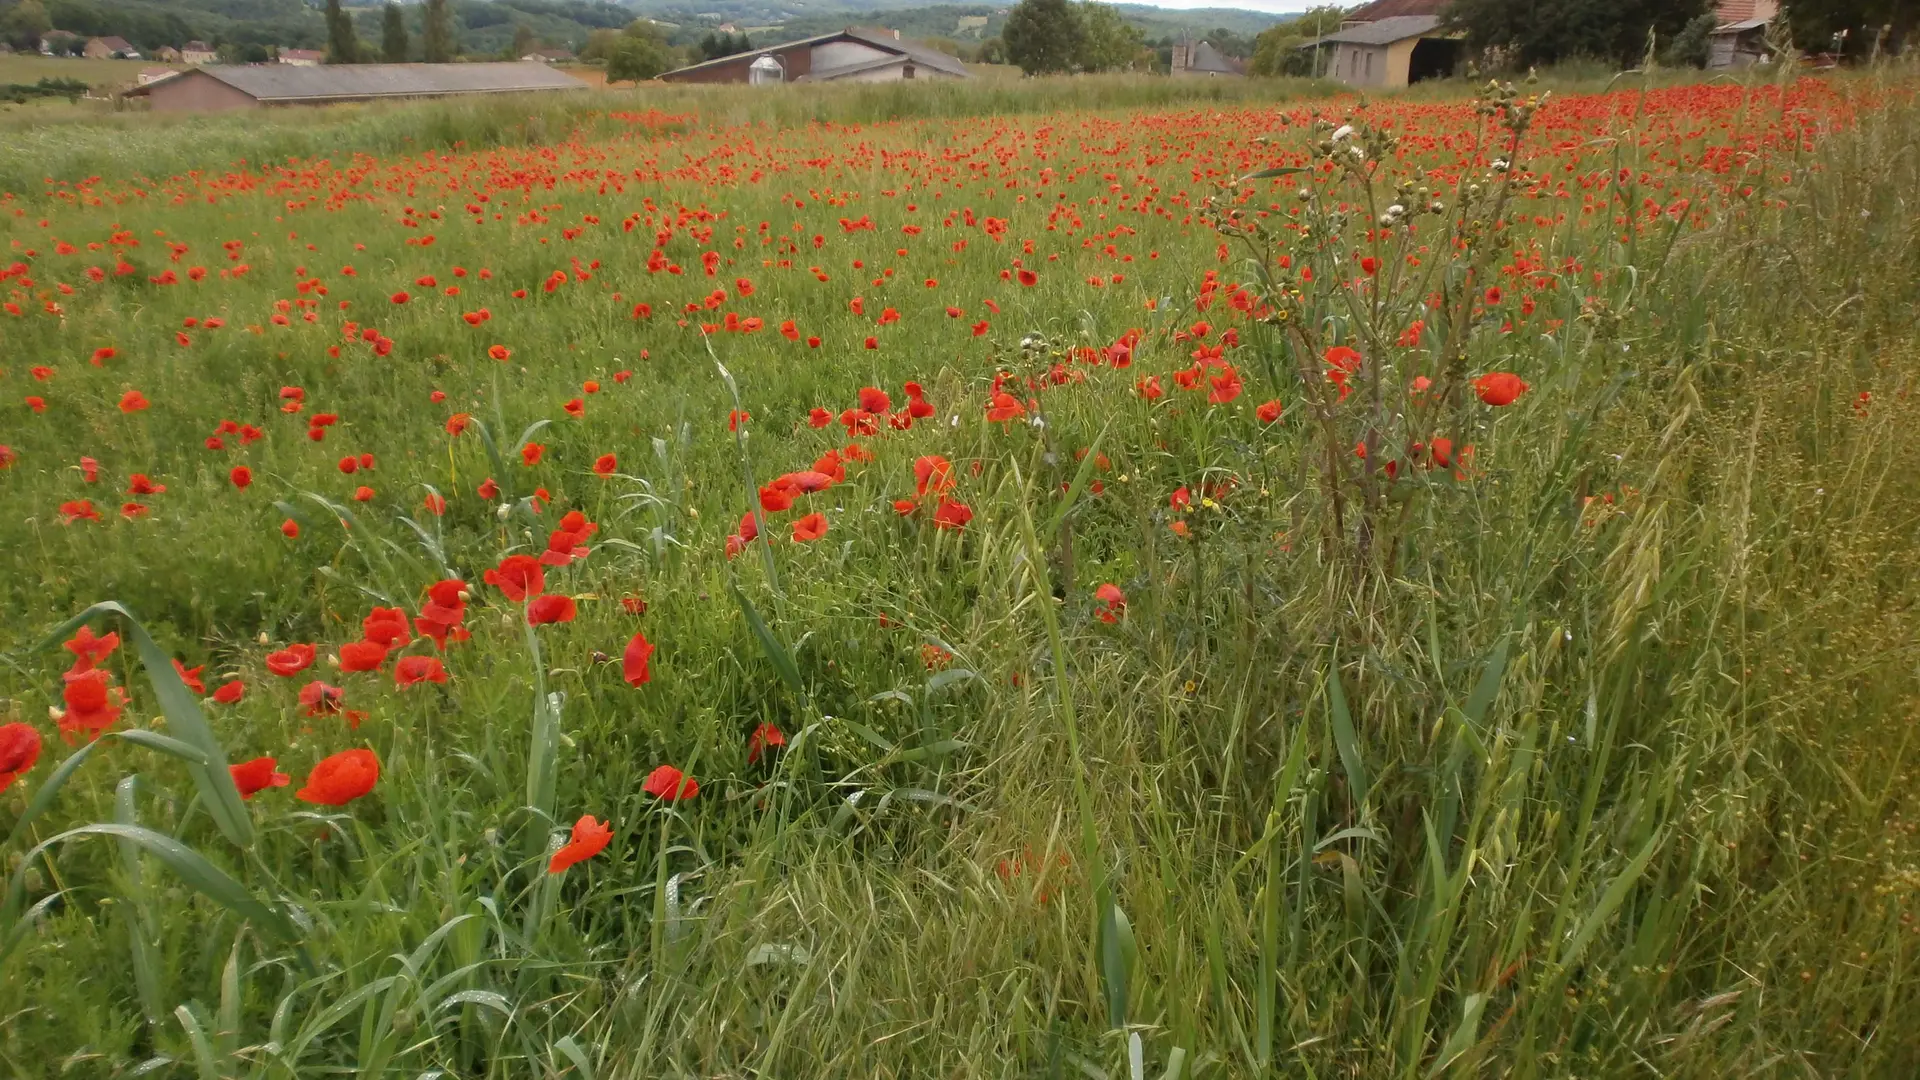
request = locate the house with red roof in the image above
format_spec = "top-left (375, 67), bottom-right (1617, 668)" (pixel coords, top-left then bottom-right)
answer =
top-left (1709, 0), bottom-right (1778, 67)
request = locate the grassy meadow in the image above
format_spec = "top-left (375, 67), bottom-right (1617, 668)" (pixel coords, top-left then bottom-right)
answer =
top-left (0, 66), bottom-right (1918, 1078)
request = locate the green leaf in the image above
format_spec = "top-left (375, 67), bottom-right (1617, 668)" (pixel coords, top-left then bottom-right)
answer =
top-left (730, 583), bottom-right (803, 698)
top-left (1237, 166), bottom-right (1307, 183)
top-left (1046, 418), bottom-right (1113, 537)
top-left (7, 824), bottom-right (297, 957)
top-left (554, 1035), bottom-right (597, 1080)
top-left (174, 1003), bottom-right (224, 1080)
top-left (1325, 659), bottom-right (1370, 809)
top-left (38, 602), bottom-right (254, 847)
top-left (1099, 900), bottom-right (1136, 1029)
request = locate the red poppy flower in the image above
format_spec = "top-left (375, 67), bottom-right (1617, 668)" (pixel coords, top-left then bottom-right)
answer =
top-left (477, 477), bottom-right (499, 499)
top-left (281, 519), bottom-right (300, 539)
top-left (1094, 583), bottom-right (1126, 623)
top-left (60, 668), bottom-right (124, 740)
top-left (266, 643), bottom-right (316, 677)
top-left (859, 386), bottom-right (891, 414)
top-left (933, 499), bottom-right (974, 530)
top-left (623, 631), bottom-right (654, 686)
top-left (808, 407), bottom-right (832, 428)
top-left (127, 473), bottom-right (165, 495)
top-left (446, 413), bottom-right (472, 436)
top-left (91, 346), bottom-right (116, 365)
top-left (394, 655), bottom-right (448, 687)
top-left (362, 607), bottom-right (411, 647)
top-left (354, 486), bottom-right (375, 502)
top-left (1472, 372), bottom-right (1528, 407)
top-left (338, 640), bottom-right (389, 673)
top-left (297, 680), bottom-right (345, 717)
top-left (521, 443), bottom-right (544, 467)
top-left (390, 291), bottom-right (409, 304)
top-left (594, 453), bottom-right (617, 477)
top-left (59, 500), bottom-right (102, 524)
top-left (172, 659), bottom-right (206, 695)
top-left (1256, 400), bottom-right (1283, 424)
top-left (212, 679), bottom-right (246, 704)
top-left (295, 748), bottom-right (379, 806)
top-left (913, 455), bottom-right (954, 496)
top-left (484, 554), bottom-right (545, 602)
top-left (1017, 268), bottom-right (1038, 286)
top-left (642, 764), bottom-right (697, 801)
top-left (1207, 367), bottom-right (1243, 405)
top-left (548, 814), bottom-right (613, 873)
top-left (230, 756), bottom-right (290, 799)
top-left (229, 465), bottom-right (252, 489)
top-left (893, 498), bottom-right (917, 515)
top-left (489, 344), bottom-right (511, 361)
top-left (119, 390), bottom-right (150, 413)
top-left (747, 722), bottom-right (786, 764)
top-left (738, 511), bottom-right (759, 543)
top-left (0, 723), bottom-right (43, 793)
top-left (527, 594), bottom-right (577, 625)
top-left (985, 392), bottom-right (1026, 423)
top-left (792, 512), bottom-right (828, 543)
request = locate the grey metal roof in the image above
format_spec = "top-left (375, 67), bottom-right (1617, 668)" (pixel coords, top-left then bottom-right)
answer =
top-left (845, 28), bottom-right (971, 78)
top-left (1184, 40), bottom-right (1245, 74)
top-left (1310, 15), bottom-right (1444, 46)
top-left (659, 28), bottom-right (969, 81)
top-left (132, 62), bottom-right (586, 102)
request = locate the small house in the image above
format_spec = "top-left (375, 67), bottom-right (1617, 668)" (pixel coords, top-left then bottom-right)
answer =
top-left (136, 67), bottom-right (177, 85)
top-left (180, 41), bottom-right (217, 65)
top-left (1708, 0), bottom-right (1777, 68)
top-left (659, 28), bottom-right (970, 84)
top-left (521, 48), bottom-right (576, 63)
top-left (278, 48), bottom-right (324, 67)
top-left (1305, 14), bottom-right (1459, 88)
top-left (84, 36), bottom-right (140, 59)
top-left (1170, 39), bottom-right (1244, 77)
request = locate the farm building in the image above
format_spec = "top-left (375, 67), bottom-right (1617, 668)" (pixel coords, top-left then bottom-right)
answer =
top-left (1170, 39), bottom-right (1245, 77)
top-left (658, 28), bottom-right (970, 84)
top-left (128, 62), bottom-right (587, 113)
top-left (180, 41), bottom-right (217, 65)
top-left (84, 36), bottom-right (140, 59)
top-left (278, 49), bottom-right (325, 67)
top-left (1709, 0), bottom-right (1778, 67)
top-left (1304, 0), bottom-right (1459, 90)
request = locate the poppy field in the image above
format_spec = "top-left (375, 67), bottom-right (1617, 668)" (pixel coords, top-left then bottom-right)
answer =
top-left (2, 70), bottom-right (1919, 1076)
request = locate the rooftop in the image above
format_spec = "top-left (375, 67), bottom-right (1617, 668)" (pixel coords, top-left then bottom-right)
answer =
top-left (659, 28), bottom-right (969, 81)
top-left (132, 62), bottom-right (587, 102)
top-left (1309, 15), bottom-right (1445, 46)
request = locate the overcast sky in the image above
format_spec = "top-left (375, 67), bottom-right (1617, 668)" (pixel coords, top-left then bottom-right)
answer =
top-left (1136, 0), bottom-right (1315, 13)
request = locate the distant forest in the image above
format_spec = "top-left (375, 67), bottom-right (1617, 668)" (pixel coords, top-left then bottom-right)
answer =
top-left (2, 0), bottom-right (1285, 61)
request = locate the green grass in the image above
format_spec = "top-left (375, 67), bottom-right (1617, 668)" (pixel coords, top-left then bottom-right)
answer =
top-left (0, 53), bottom-right (167, 88)
top-left (0, 64), bottom-right (1917, 1077)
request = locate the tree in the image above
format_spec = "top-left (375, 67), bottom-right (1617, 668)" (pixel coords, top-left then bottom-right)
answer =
top-left (1662, 12), bottom-right (1717, 66)
top-left (1003, 0), bottom-right (1086, 74)
top-left (422, 0), bottom-right (454, 62)
top-left (1444, 0), bottom-right (1711, 67)
top-left (325, 0), bottom-right (359, 63)
top-left (382, 2), bottom-right (408, 62)
top-left (977, 36), bottom-right (1008, 64)
top-left (606, 19), bottom-right (672, 83)
top-left (696, 31), bottom-right (750, 62)
top-left (1248, 5), bottom-right (1345, 77)
top-left (1, 0), bottom-right (52, 51)
top-left (508, 22), bottom-right (535, 59)
top-left (1783, 0), bottom-right (1916, 57)
top-left (1079, 2), bottom-right (1145, 71)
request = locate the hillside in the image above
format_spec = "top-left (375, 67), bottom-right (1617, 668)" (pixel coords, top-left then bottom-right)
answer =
top-left (9, 0), bottom-right (1288, 61)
